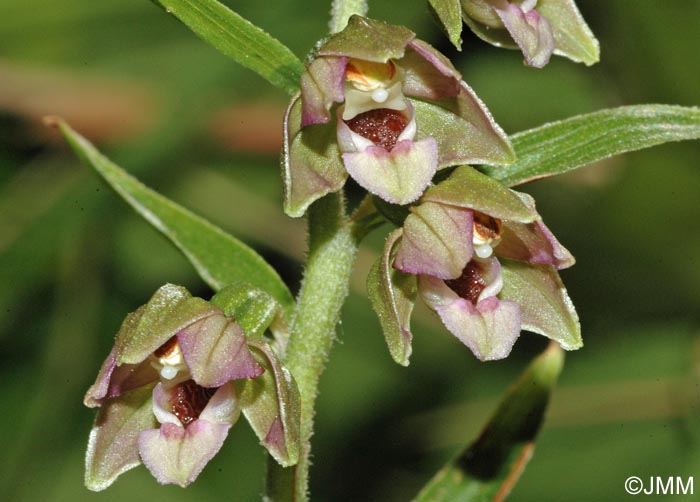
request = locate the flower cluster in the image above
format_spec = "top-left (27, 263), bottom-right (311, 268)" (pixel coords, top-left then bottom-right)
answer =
top-left (83, 284), bottom-right (299, 490)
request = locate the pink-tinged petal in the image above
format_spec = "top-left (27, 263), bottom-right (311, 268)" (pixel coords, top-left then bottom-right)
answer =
top-left (534, 0), bottom-right (600, 65)
top-left (85, 385), bottom-right (157, 491)
top-left (394, 202), bottom-right (473, 280)
top-left (151, 383), bottom-right (182, 426)
top-left (419, 275), bottom-right (521, 361)
top-left (496, 193), bottom-right (575, 269)
top-left (401, 39), bottom-right (461, 99)
top-left (301, 56), bottom-right (347, 127)
top-left (199, 383), bottom-right (241, 425)
top-left (342, 138), bottom-right (437, 204)
top-left (318, 15), bottom-right (415, 62)
top-left (178, 314), bottom-right (263, 388)
top-left (84, 347), bottom-right (159, 407)
top-left (138, 420), bottom-right (231, 488)
top-left (494, 3), bottom-right (555, 68)
top-left (283, 95), bottom-right (347, 218)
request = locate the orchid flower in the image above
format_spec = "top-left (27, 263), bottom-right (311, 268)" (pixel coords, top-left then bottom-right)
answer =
top-left (368, 166), bottom-right (581, 364)
top-left (283, 15), bottom-right (515, 217)
top-left (83, 284), bottom-right (300, 490)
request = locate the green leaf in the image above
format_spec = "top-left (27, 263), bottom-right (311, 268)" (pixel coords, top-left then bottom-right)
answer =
top-left (149, 0), bottom-right (304, 95)
top-left (500, 261), bottom-right (581, 351)
top-left (483, 105), bottom-right (700, 187)
top-left (50, 118), bottom-right (295, 317)
top-left (367, 229), bottom-right (417, 366)
top-left (239, 342), bottom-right (301, 467)
top-left (85, 385), bottom-right (157, 491)
top-left (414, 343), bottom-right (564, 502)
top-left (428, 0), bottom-right (463, 50)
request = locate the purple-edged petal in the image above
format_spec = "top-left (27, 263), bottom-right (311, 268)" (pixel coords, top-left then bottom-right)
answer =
top-left (419, 275), bottom-right (521, 361)
top-left (84, 346), bottom-right (158, 407)
top-left (85, 385), bottom-right (157, 491)
top-left (301, 56), bottom-right (347, 127)
top-left (494, 3), bottom-right (555, 68)
top-left (178, 314), bottom-right (263, 388)
top-left (533, 0), bottom-right (600, 65)
top-left (342, 138), bottom-right (438, 204)
top-left (368, 229), bottom-right (418, 366)
top-left (401, 40), bottom-right (461, 99)
top-left (496, 193), bottom-right (575, 269)
top-left (318, 15), bottom-right (415, 62)
top-left (283, 96), bottom-right (347, 218)
top-left (394, 202), bottom-right (473, 280)
top-left (138, 421), bottom-right (230, 488)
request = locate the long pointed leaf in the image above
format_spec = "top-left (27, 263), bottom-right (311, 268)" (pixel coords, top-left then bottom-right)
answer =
top-left (150, 0), bottom-right (304, 95)
top-left (483, 105), bottom-right (700, 187)
top-left (414, 343), bottom-right (564, 502)
top-left (49, 118), bottom-right (295, 316)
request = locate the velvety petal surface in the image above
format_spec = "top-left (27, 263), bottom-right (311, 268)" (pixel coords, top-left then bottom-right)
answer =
top-left (495, 3), bottom-right (555, 68)
top-left (394, 202), bottom-right (473, 280)
top-left (115, 284), bottom-right (218, 365)
top-left (238, 342), bottom-right (301, 466)
top-left (319, 15), bottom-right (415, 62)
top-left (367, 229), bottom-right (418, 366)
top-left (178, 314), bottom-right (263, 388)
top-left (421, 166), bottom-right (538, 222)
top-left (85, 385), bottom-right (157, 491)
top-left (419, 275), bottom-right (521, 361)
top-left (283, 96), bottom-right (347, 218)
top-left (342, 138), bottom-right (438, 204)
top-left (300, 56), bottom-right (347, 127)
top-left (499, 260), bottom-right (581, 350)
top-left (496, 193), bottom-right (575, 269)
top-left (138, 421), bottom-right (231, 488)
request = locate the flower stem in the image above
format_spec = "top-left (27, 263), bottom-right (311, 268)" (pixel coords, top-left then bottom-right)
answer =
top-left (329, 0), bottom-right (368, 34)
top-left (266, 192), bottom-right (359, 501)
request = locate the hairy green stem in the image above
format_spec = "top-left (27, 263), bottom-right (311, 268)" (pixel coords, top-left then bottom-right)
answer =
top-left (266, 193), bottom-right (359, 501)
top-left (329, 0), bottom-right (368, 33)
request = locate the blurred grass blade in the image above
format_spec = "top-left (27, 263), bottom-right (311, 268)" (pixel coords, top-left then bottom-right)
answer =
top-left (414, 343), bottom-right (564, 502)
top-left (49, 117), bottom-right (295, 316)
top-left (483, 105), bottom-right (700, 186)
top-left (150, 0), bottom-right (304, 95)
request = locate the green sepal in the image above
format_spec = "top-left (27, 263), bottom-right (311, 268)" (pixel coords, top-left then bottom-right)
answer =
top-left (238, 342), bottom-right (301, 467)
top-left (319, 15), bottom-right (415, 62)
top-left (283, 96), bottom-right (347, 218)
top-left (115, 284), bottom-right (217, 365)
top-left (211, 282), bottom-right (287, 341)
top-left (85, 385), bottom-right (157, 491)
top-left (422, 166), bottom-right (537, 222)
top-left (367, 229), bottom-right (417, 366)
top-left (499, 260), bottom-right (582, 351)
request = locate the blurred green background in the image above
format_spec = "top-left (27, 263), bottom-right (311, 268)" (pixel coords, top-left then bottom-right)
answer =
top-left (1, 1), bottom-right (699, 501)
